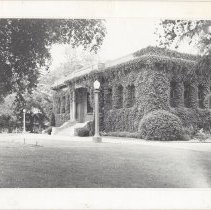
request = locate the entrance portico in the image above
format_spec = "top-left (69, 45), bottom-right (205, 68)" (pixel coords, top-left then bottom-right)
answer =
top-left (72, 87), bottom-right (93, 123)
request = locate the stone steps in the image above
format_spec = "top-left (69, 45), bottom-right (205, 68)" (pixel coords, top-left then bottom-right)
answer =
top-left (52, 122), bottom-right (88, 136)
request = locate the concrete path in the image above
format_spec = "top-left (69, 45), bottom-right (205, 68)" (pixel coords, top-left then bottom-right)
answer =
top-left (1, 133), bottom-right (211, 152)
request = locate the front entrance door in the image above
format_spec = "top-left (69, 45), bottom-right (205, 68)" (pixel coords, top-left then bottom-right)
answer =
top-left (76, 101), bottom-right (85, 123)
top-left (75, 88), bottom-right (87, 123)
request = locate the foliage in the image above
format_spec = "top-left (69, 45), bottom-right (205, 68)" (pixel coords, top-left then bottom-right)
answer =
top-left (0, 19), bottom-right (106, 99)
top-left (0, 86), bottom-right (53, 132)
top-left (136, 70), bottom-right (170, 115)
top-left (86, 121), bottom-right (94, 136)
top-left (133, 46), bottom-right (199, 60)
top-left (53, 47), bottom-right (197, 90)
top-left (53, 46), bottom-right (211, 141)
top-left (194, 128), bottom-right (209, 141)
top-left (0, 114), bottom-right (16, 132)
top-left (43, 126), bottom-right (52, 135)
top-left (171, 107), bottom-right (211, 132)
top-left (138, 110), bottom-right (185, 141)
top-left (47, 46), bottom-right (99, 89)
top-left (74, 127), bottom-right (90, 137)
top-left (155, 20), bottom-right (211, 54)
top-left (102, 131), bottom-right (141, 139)
top-left (100, 66), bottom-right (170, 133)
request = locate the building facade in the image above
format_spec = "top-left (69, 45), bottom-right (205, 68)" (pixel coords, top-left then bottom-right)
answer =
top-left (52, 47), bottom-right (211, 137)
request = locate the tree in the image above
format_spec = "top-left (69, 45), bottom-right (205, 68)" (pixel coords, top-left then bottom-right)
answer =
top-left (155, 20), bottom-right (211, 54)
top-left (0, 44), bottom-right (99, 132)
top-left (0, 19), bottom-right (106, 100)
top-left (45, 45), bottom-right (99, 86)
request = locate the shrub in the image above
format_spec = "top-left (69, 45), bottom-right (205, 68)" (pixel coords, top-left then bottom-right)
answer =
top-left (102, 131), bottom-right (141, 139)
top-left (171, 108), bottom-right (211, 132)
top-left (194, 128), bottom-right (209, 141)
top-left (86, 121), bottom-right (94, 136)
top-left (182, 125), bottom-right (195, 139)
top-left (42, 126), bottom-right (52, 135)
top-left (138, 110), bottom-right (185, 141)
top-left (75, 127), bottom-right (90, 137)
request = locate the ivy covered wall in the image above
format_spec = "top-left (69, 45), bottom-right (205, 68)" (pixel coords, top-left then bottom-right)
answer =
top-left (53, 88), bottom-right (71, 127)
top-left (52, 47), bottom-right (211, 137)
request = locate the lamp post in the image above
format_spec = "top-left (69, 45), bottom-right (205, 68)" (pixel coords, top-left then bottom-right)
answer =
top-left (93, 80), bottom-right (102, 143)
top-left (23, 109), bottom-right (26, 133)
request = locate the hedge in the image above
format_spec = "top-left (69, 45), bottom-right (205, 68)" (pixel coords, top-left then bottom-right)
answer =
top-left (74, 127), bottom-right (90, 137)
top-left (171, 107), bottom-right (211, 132)
top-left (139, 110), bottom-right (185, 141)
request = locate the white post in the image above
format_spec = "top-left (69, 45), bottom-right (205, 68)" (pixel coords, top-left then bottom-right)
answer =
top-left (93, 80), bottom-right (102, 143)
top-left (23, 109), bottom-right (26, 133)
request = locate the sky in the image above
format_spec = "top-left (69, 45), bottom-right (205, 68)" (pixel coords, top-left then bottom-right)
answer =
top-left (97, 18), bottom-right (159, 61)
top-left (50, 18), bottom-right (197, 69)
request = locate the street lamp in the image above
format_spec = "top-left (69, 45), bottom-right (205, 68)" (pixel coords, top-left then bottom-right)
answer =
top-left (93, 80), bottom-right (102, 143)
top-left (23, 109), bottom-right (26, 133)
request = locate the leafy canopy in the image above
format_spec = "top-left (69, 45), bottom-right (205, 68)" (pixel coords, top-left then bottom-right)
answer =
top-left (155, 20), bottom-right (211, 54)
top-left (155, 20), bottom-right (211, 77)
top-left (0, 19), bottom-right (106, 100)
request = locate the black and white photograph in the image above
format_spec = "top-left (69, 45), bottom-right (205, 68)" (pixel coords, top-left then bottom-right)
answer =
top-left (0, 0), bottom-right (211, 209)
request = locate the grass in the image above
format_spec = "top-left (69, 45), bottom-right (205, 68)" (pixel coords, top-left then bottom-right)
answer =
top-left (0, 137), bottom-right (211, 188)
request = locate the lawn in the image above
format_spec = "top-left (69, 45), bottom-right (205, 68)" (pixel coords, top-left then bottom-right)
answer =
top-left (0, 137), bottom-right (211, 188)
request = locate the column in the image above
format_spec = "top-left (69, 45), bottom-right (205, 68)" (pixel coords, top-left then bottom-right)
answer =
top-left (72, 90), bottom-right (76, 121)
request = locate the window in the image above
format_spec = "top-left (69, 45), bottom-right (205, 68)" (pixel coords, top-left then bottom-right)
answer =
top-left (87, 92), bottom-right (93, 113)
top-left (170, 81), bottom-right (177, 107)
top-left (126, 84), bottom-right (135, 108)
top-left (107, 88), bottom-right (113, 110)
top-left (184, 83), bottom-right (191, 108)
top-left (116, 85), bottom-right (123, 109)
top-left (198, 85), bottom-right (205, 109)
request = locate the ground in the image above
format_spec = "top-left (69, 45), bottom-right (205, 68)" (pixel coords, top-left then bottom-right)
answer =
top-left (0, 134), bottom-right (211, 188)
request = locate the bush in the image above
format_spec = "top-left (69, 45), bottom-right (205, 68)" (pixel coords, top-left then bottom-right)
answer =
top-left (42, 126), bottom-right (52, 135)
top-left (138, 110), bottom-right (185, 141)
top-left (86, 121), bottom-right (94, 136)
top-left (194, 128), bottom-right (209, 141)
top-left (75, 127), bottom-right (90, 137)
top-left (171, 108), bottom-right (211, 136)
top-left (182, 125), bottom-right (196, 139)
top-left (102, 131), bottom-right (141, 139)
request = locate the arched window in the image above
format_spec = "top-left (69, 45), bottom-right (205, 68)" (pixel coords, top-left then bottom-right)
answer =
top-left (62, 96), bottom-right (65, 113)
top-left (116, 85), bottom-right (123, 109)
top-left (184, 83), bottom-right (191, 108)
top-left (198, 85), bottom-right (205, 109)
top-left (126, 84), bottom-right (135, 108)
top-left (107, 88), bottom-right (113, 110)
top-left (170, 81), bottom-right (177, 107)
top-left (57, 97), bottom-right (61, 114)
